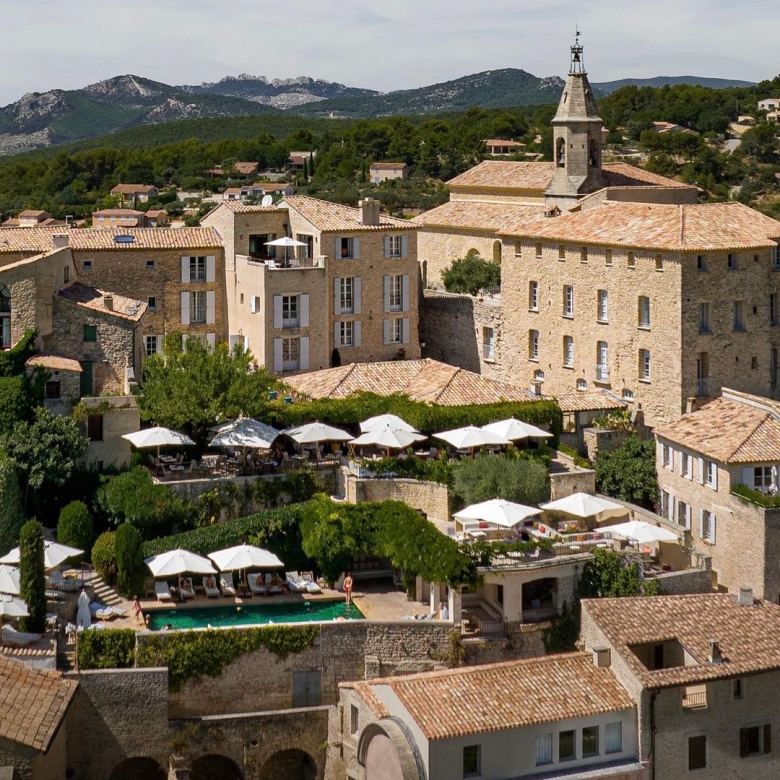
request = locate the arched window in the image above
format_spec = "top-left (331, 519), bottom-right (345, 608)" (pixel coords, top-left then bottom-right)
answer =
top-left (589, 139), bottom-right (600, 168)
top-left (0, 284), bottom-right (10, 350)
top-left (556, 138), bottom-right (566, 167)
top-left (492, 240), bottom-right (502, 265)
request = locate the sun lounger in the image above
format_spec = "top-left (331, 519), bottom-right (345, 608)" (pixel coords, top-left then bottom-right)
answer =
top-left (0, 625), bottom-right (39, 647)
top-left (46, 570), bottom-right (79, 592)
top-left (264, 573), bottom-right (284, 595)
top-left (247, 572), bottom-right (267, 595)
top-left (155, 581), bottom-right (173, 602)
top-left (286, 571), bottom-right (309, 593)
top-left (219, 575), bottom-right (236, 596)
top-left (203, 576), bottom-right (220, 598)
top-left (300, 572), bottom-right (322, 594)
top-left (89, 602), bottom-right (118, 621)
top-left (179, 579), bottom-right (196, 600)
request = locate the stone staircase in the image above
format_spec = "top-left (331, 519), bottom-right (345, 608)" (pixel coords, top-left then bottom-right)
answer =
top-left (84, 571), bottom-right (123, 607)
top-left (57, 648), bottom-right (76, 672)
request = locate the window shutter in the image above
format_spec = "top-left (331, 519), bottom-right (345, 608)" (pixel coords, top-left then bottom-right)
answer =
top-left (402, 275), bottom-right (410, 312)
top-left (354, 321), bottom-right (361, 348)
top-left (353, 237), bottom-right (360, 259)
top-left (156, 335), bottom-right (163, 354)
top-left (206, 256), bottom-right (216, 283)
top-left (299, 337), bottom-right (310, 370)
top-left (206, 291), bottom-right (216, 324)
top-left (383, 319), bottom-right (390, 345)
top-left (712, 466), bottom-right (718, 490)
top-left (273, 338), bottom-right (283, 371)
top-left (334, 236), bottom-right (341, 259)
top-left (711, 514), bottom-right (716, 545)
top-left (699, 509), bottom-right (704, 539)
top-left (250, 296), bottom-right (257, 314)
top-left (401, 235), bottom-right (408, 258)
top-left (698, 457), bottom-right (704, 484)
top-left (206, 333), bottom-right (216, 350)
top-left (354, 278), bottom-right (362, 314)
top-left (383, 276), bottom-right (391, 312)
top-left (685, 503), bottom-right (692, 529)
top-left (334, 322), bottom-right (340, 347)
top-left (300, 294), bottom-right (310, 327)
top-left (333, 278), bottom-right (341, 315)
top-left (181, 256), bottom-right (189, 283)
top-left (180, 292), bottom-right (190, 325)
top-left (384, 236), bottom-right (391, 258)
top-left (740, 730), bottom-right (750, 758)
top-left (402, 318), bottom-right (410, 344)
top-left (764, 724), bottom-right (772, 754)
top-left (742, 467), bottom-right (754, 487)
top-left (273, 296), bottom-right (283, 329)
top-left (229, 335), bottom-right (239, 349)
top-left (668, 494), bottom-right (675, 523)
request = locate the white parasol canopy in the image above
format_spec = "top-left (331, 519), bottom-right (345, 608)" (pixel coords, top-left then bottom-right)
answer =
top-left (606, 520), bottom-right (680, 545)
top-left (0, 541), bottom-right (84, 570)
top-left (359, 414), bottom-right (418, 434)
top-left (540, 492), bottom-right (625, 518)
top-left (282, 421), bottom-right (353, 444)
top-left (122, 426), bottom-right (195, 449)
top-left (434, 425), bottom-right (508, 450)
top-left (265, 236), bottom-right (308, 248)
top-left (76, 589), bottom-right (91, 629)
top-left (0, 594), bottom-right (28, 618)
top-left (210, 418), bottom-right (280, 450)
top-left (208, 544), bottom-right (284, 572)
top-left (0, 565), bottom-right (20, 596)
top-left (351, 425), bottom-right (426, 451)
top-left (454, 498), bottom-right (540, 529)
top-left (482, 418), bottom-right (553, 441)
top-left (144, 548), bottom-right (216, 578)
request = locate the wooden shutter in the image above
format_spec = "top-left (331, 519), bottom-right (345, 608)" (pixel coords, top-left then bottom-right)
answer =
top-left (334, 322), bottom-right (341, 347)
top-left (300, 295), bottom-right (310, 327)
top-left (402, 275), bottom-right (410, 312)
top-left (273, 338), bottom-right (283, 371)
top-left (180, 292), bottom-right (190, 325)
top-left (401, 235), bottom-right (408, 257)
top-left (206, 256), bottom-right (216, 283)
top-left (206, 333), bottom-right (216, 350)
top-left (402, 317), bottom-right (410, 344)
top-left (250, 295), bottom-right (257, 314)
top-left (742, 467), bottom-right (754, 487)
top-left (764, 724), bottom-right (772, 754)
top-left (352, 237), bottom-right (360, 259)
top-left (354, 278), bottom-right (362, 315)
top-left (383, 276), bottom-right (391, 312)
top-left (156, 335), bottom-right (163, 354)
top-left (333, 278), bottom-right (341, 314)
top-left (383, 319), bottom-right (390, 345)
top-left (229, 335), bottom-right (239, 349)
top-left (698, 457), bottom-right (705, 484)
top-left (711, 514), bottom-right (716, 544)
top-left (334, 236), bottom-right (341, 259)
top-left (699, 509), bottom-right (704, 539)
top-left (206, 291), bottom-right (215, 324)
top-left (740, 730), bottom-right (750, 758)
top-left (685, 503), bottom-right (692, 529)
top-left (273, 296), bottom-right (283, 329)
top-left (181, 256), bottom-right (189, 283)
top-left (299, 337), bottom-right (310, 370)
top-left (353, 321), bottom-right (361, 348)
top-left (384, 236), bottom-right (391, 257)
top-left (712, 465), bottom-right (718, 490)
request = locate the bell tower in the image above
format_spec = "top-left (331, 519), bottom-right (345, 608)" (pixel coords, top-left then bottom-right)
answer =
top-left (545, 31), bottom-right (606, 210)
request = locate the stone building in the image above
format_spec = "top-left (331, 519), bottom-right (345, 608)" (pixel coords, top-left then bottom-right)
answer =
top-left (369, 162), bottom-right (408, 184)
top-left (654, 388), bottom-right (780, 600)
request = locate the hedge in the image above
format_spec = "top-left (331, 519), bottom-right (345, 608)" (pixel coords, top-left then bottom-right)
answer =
top-left (77, 628), bottom-right (137, 670)
top-left (731, 483), bottom-right (780, 508)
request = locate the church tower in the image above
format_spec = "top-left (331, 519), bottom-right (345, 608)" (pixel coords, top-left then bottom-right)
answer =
top-left (545, 33), bottom-right (606, 210)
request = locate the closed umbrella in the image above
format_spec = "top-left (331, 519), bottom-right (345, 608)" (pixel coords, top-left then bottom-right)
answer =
top-left (76, 589), bottom-right (91, 629)
top-left (0, 541), bottom-right (83, 571)
top-left (0, 565), bottom-right (20, 596)
top-left (360, 414), bottom-right (418, 434)
top-left (144, 548), bottom-right (216, 578)
top-left (0, 595), bottom-right (28, 619)
top-left (482, 418), bottom-right (553, 441)
top-left (454, 499), bottom-right (540, 529)
top-left (540, 492), bottom-right (625, 519)
top-left (208, 544), bottom-right (284, 572)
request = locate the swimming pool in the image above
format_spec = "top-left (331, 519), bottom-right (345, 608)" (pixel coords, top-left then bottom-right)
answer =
top-left (146, 599), bottom-right (364, 631)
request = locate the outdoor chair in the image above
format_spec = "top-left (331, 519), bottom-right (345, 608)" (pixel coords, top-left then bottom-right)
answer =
top-left (286, 571), bottom-right (309, 592)
top-left (219, 575), bottom-right (236, 596)
top-left (179, 578), bottom-right (196, 600)
top-left (0, 625), bottom-right (39, 647)
top-left (155, 581), bottom-right (173, 602)
top-left (266, 573), bottom-right (284, 595)
top-left (247, 573), bottom-right (267, 595)
top-left (202, 576), bottom-right (220, 598)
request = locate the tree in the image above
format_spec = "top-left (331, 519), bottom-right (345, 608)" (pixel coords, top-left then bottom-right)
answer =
top-left (91, 531), bottom-right (117, 585)
top-left (57, 501), bottom-right (93, 556)
top-left (595, 436), bottom-right (658, 509)
top-left (441, 251), bottom-right (501, 295)
top-left (452, 455), bottom-right (549, 507)
top-left (0, 452), bottom-right (24, 556)
top-left (115, 522), bottom-right (144, 598)
top-left (578, 548), bottom-right (658, 598)
top-left (18, 520), bottom-right (46, 633)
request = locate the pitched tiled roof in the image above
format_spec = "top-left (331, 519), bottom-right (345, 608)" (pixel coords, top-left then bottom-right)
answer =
top-left (413, 201), bottom-right (544, 231)
top-left (233, 162), bottom-right (259, 175)
top-left (601, 163), bottom-right (690, 188)
top-left (110, 184), bottom-right (156, 194)
top-left (57, 282), bottom-right (147, 322)
top-left (370, 162), bottom-right (408, 170)
top-left (655, 390), bottom-right (780, 464)
top-left (26, 355), bottom-right (82, 373)
top-left (218, 201), bottom-right (283, 214)
top-left (499, 202), bottom-right (780, 251)
top-left (0, 654), bottom-right (77, 751)
top-left (584, 594), bottom-right (780, 689)
top-left (447, 161), bottom-right (555, 191)
top-left (0, 227), bottom-right (61, 254)
top-left (68, 227), bottom-right (223, 251)
top-left (282, 196), bottom-right (417, 232)
top-left (345, 654), bottom-right (633, 740)
top-left (92, 209), bottom-right (144, 217)
top-left (18, 210), bottom-right (49, 218)
top-left (285, 359), bottom-right (535, 406)
top-left (554, 390), bottom-right (625, 413)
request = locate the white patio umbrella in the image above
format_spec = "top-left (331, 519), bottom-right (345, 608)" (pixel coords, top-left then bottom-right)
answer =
top-left (144, 548), bottom-right (216, 578)
top-left (605, 520), bottom-right (680, 545)
top-left (208, 544), bottom-right (284, 572)
top-left (454, 498), bottom-right (540, 529)
top-left (540, 492), bottom-right (625, 519)
top-left (434, 425), bottom-right (508, 456)
top-left (0, 565), bottom-right (20, 596)
top-left (76, 589), bottom-right (91, 630)
top-left (482, 418), bottom-right (553, 441)
top-left (351, 425), bottom-right (426, 453)
top-left (282, 422), bottom-right (354, 444)
top-left (0, 594), bottom-right (28, 619)
top-left (0, 541), bottom-right (84, 570)
top-left (210, 418), bottom-right (280, 450)
top-left (122, 426), bottom-right (195, 461)
top-left (265, 235), bottom-right (307, 265)
top-left (359, 414), bottom-right (418, 434)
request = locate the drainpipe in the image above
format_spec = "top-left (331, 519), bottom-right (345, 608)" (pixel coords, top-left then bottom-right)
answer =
top-left (648, 689), bottom-right (658, 780)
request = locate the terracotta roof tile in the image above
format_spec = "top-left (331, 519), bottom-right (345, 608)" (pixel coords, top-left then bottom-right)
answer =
top-left (0, 227), bottom-right (62, 254)
top-left (347, 654), bottom-right (633, 740)
top-left (413, 201), bottom-right (544, 231)
top-left (584, 594), bottom-right (780, 689)
top-left (601, 163), bottom-right (690, 188)
top-left (447, 161), bottom-right (555, 191)
top-left (110, 184), bottom-right (156, 194)
top-left (57, 282), bottom-right (147, 322)
top-left (0, 655), bottom-right (77, 751)
top-left (282, 196), bottom-right (417, 232)
top-left (555, 391), bottom-right (626, 413)
top-left (26, 355), bottom-right (82, 373)
top-left (370, 162), bottom-right (408, 170)
top-left (233, 162), bottom-right (259, 175)
top-left (218, 201), bottom-right (284, 214)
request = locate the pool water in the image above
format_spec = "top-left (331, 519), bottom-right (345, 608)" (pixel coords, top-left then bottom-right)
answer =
top-left (146, 599), bottom-right (364, 631)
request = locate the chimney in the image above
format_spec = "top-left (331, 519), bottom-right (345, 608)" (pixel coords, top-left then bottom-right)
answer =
top-left (359, 197), bottom-right (381, 226)
top-left (708, 639), bottom-right (723, 665)
top-left (738, 586), bottom-right (754, 606)
top-left (103, 294), bottom-right (114, 311)
top-left (52, 233), bottom-right (70, 249)
top-left (592, 647), bottom-right (611, 667)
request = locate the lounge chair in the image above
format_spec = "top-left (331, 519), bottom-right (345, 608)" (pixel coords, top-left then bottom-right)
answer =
top-left (46, 570), bottom-right (79, 592)
top-left (247, 572), bottom-right (267, 595)
top-left (286, 571), bottom-right (309, 593)
top-left (155, 581), bottom-right (173, 602)
top-left (0, 625), bottom-right (39, 647)
top-left (266, 573), bottom-right (284, 595)
top-left (300, 572), bottom-right (322, 594)
top-left (89, 602), bottom-right (118, 621)
top-left (219, 575), bottom-right (236, 596)
top-left (179, 578), bottom-right (196, 600)
top-left (203, 576), bottom-right (220, 598)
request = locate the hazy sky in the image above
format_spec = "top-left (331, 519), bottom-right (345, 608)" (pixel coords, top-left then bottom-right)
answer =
top-left (1, 0), bottom-right (778, 106)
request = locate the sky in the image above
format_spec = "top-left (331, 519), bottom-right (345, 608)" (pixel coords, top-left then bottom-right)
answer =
top-left (0, 0), bottom-right (778, 106)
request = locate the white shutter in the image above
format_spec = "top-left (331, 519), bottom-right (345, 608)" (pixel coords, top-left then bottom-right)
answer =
top-left (353, 237), bottom-right (360, 259)
top-left (711, 514), bottom-right (716, 545)
top-left (401, 235), bottom-right (408, 258)
top-left (273, 295), bottom-right (283, 329)
top-left (402, 275), bottom-right (410, 312)
top-left (334, 236), bottom-right (341, 259)
top-left (333, 278), bottom-right (341, 315)
top-left (206, 255), bottom-right (216, 283)
top-left (180, 292), bottom-right (190, 325)
top-left (229, 335), bottom-right (239, 349)
top-left (181, 256), bottom-right (189, 283)
top-left (402, 317), bottom-right (410, 344)
top-left (685, 503), bottom-right (692, 529)
top-left (699, 509), bottom-right (704, 539)
top-left (679, 452), bottom-right (684, 476)
top-left (712, 466), bottom-right (718, 491)
top-left (384, 236), bottom-right (391, 258)
top-left (206, 333), bottom-right (216, 350)
top-left (698, 457), bottom-right (705, 484)
top-left (354, 278), bottom-right (362, 315)
top-left (273, 338), bottom-right (283, 371)
top-left (383, 319), bottom-right (390, 345)
top-left (742, 467), bottom-right (754, 487)
top-left (206, 291), bottom-right (215, 324)
top-left (383, 276), bottom-right (391, 312)
top-left (334, 322), bottom-right (341, 347)
top-left (299, 337), bottom-right (310, 370)
top-left (156, 335), bottom-right (163, 354)
top-left (668, 494), bottom-right (676, 523)
top-left (250, 296), bottom-right (257, 314)
top-left (300, 294), bottom-right (310, 327)
top-left (354, 321), bottom-right (361, 348)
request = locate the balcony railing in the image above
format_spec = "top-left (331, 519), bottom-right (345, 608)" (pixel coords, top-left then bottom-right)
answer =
top-left (594, 364), bottom-right (610, 382)
top-left (696, 378), bottom-right (711, 397)
top-left (461, 615), bottom-right (507, 638)
top-left (682, 686), bottom-right (708, 709)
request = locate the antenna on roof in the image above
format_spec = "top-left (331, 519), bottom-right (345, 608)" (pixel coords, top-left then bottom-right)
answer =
top-left (261, 195), bottom-right (273, 207)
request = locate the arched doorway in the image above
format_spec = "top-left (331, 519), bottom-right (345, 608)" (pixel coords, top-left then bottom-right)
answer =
top-left (190, 754), bottom-right (243, 780)
top-left (109, 757), bottom-right (166, 780)
top-left (259, 749), bottom-right (317, 780)
top-left (365, 733), bottom-right (405, 780)
top-left (0, 284), bottom-right (10, 350)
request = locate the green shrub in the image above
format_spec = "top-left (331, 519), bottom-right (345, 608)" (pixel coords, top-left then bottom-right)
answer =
top-left (115, 523), bottom-right (144, 598)
top-left (359, 457), bottom-right (453, 485)
top-left (0, 330), bottom-right (36, 377)
top-left (0, 375), bottom-right (35, 437)
top-left (595, 436), bottom-right (657, 509)
top-left (77, 629), bottom-right (136, 669)
top-left (0, 452), bottom-right (24, 556)
top-left (731, 483), bottom-right (780, 507)
top-left (91, 531), bottom-right (117, 585)
top-left (57, 501), bottom-right (93, 556)
top-left (451, 454), bottom-right (550, 507)
top-left (441, 252), bottom-right (501, 295)
top-left (18, 520), bottom-right (46, 633)
top-left (557, 443), bottom-right (592, 470)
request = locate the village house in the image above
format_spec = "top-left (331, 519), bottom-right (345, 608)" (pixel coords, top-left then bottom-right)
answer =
top-left (483, 138), bottom-right (526, 156)
top-left (91, 209), bottom-right (147, 228)
top-left (758, 98), bottom-right (780, 112)
top-left (222, 182), bottom-right (294, 201)
top-left (288, 150), bottom-right (315, 170)
top-left (2, 210), bottom-right (61, 229)
top-left (369, 162), bottom-right (408, 184)
top-left (109, 184), bottom-right (158, 206)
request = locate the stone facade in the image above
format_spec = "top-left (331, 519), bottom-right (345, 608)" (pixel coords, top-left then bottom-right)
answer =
top-left (343, 473), bottom-right (451, 521)
top-left (78, 396), bottom-right (140, 470)
top-left (417, 227), bottom-right (503, 291)
top-left (582, 427), bottom-right (632, 462)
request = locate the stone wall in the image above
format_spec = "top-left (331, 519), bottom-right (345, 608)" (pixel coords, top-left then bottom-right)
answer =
top-left (549, 465), bottom-right (596, 499)
top-left (343, 472), bottom-right (451, 520)
top-left (582, 427), bottom-right (631, 462)
top-left (654, 567), bottom-right (714, 595)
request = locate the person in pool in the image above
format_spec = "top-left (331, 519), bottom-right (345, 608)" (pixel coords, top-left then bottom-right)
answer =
top-left (343, 572), bottom-right (353, 605)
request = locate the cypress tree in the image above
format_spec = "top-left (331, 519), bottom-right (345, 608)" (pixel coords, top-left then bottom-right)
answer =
top-left (0, 453), bottom-right (24, 555)
top-left (115, 522), bottom-right (144, 598)
top-left (18, 519), bottom-right (46, 633)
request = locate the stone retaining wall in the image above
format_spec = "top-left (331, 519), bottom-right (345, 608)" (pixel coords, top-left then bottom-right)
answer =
top-left (344, 472), bottom-right (451, 520)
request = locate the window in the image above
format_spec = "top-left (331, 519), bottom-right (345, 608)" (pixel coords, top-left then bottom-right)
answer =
top-left (339, 237), bottom-right (356, 259)
top-left (563, 336), bottom-right (574, 367)
top-left (580, 246), bottom-right (588, 263)
top-left (297, 234), bottom-right (314, 259)
top-left (655, 253), bottom-right (663, 270)
top-left (698, 302), bottom-right (711, 334)
top-left (773, 349), bottom-right (779, 385)
top-left (701, 509), bottom-right (715, 543)
top-left (772, 294), bottom-right (777, 326)
top-left (389, 275), bottom-right (402, 312)
top-left (677, 500), bottom-right (691, 528)
top-left (144, 335), bottom-right (160, 356)
top-left (190, 291), bottom-right (206, 323)
top-left (529, 329), bottom-right (539, 361)
top-left (189, 256), bottom-right (206, 282)
top-left (681, 452), bottom-right (692, 479)
top-left (63, 266), bottom-right (69, 284)
top-left (728, 253), bottom-right (737, 270)
top-left (622, 389), bottom-right (634, 400)
top-left (597, 289), bottom-right (608, 322)
top-left (388, 318), bottom-right (402, 344)
top-left (240, 293), bottom-right (244, 304)
top-left (688, 735), bottom-right (707, 771)
top-left (282, 337), bottom-right (299, 370)
top-left (83, 324), bottom-right (97, 342)
top-left (739, 725), bottom-right (771, 757)
top-left (753, 466), bottom-right (773, 491)
top-left (529, 281), bottom-right (539, 311)
top-left (350, 704), bottom-right (359, 735)
top-left (147, 296), bottom-right (157, 311)
top-left (733, 679), bottom-right (744, 700)
top-left (639, 296), bottom-right (651, 328)
top-left (282, 295), bottom-right (299, 327)
top-left (340, 277), bottom-right (354, 314)
top-left (535, 734), bottom-right (553, 766)
top-left (577, 378), bottom-right (587, 390)
top-left (704, 460), bottom-right (717, 488)
top-left (627, 251), bottom-right (635, 268)
top-left (605, 248), bottom-right (613, 266)
top-left (87, 414), bottom-right (103, 442)
top-left (387, 235), bottom-right (402, 257)
top-left (774, 245), bottom-right (780, 270)
top-left (45, 380), bottom-right (60, 399)
top-left (558, 244), bottom-right (565, 260)
top-left (249, 233), bottom-right (276, 258)
top-left (292, 670), bottom-right (321, 707)
top-left (83, 260), bottom-right (92, 270)
top-left (563, 285), bottom-right (574, 317)
top-left (662, 443), bottom-right (674, 470)
top-left (752, 356), bottom-right (758, 370)
top-left (535, 242), bottom-right (542, 258)
top-left (514, 240), bottom-right (522, 257)
top-left (0, 284), bottom-right (8, 350)
top-left (733, 300), bottom-right (746, 331)
top-left (639, 349), bottom-right (651, 381)
top-left (697, 254), bottom-right (707, 272)
top-left (582, 725), bottom-right (599, 757)
top-left (596, 341), bottom-right (609, 382)
top-left (146, 260), bottom-right (155, 270)
top-left (462, 745), bottom-right (481, 777)
top-left (339, 321), bottom-right (354, 348)
top-left (483, 327), bottom-right (495, 360)
top-left (605, 722), bottom-right (622, 754)
top-left (559, 730), bottom-right (576, 761)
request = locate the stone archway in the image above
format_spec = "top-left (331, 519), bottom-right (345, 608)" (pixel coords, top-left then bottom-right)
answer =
top-left (258, 748), bottom-right (317, 780)
top-left (109, 757), bottom-right (166, 780)
top-left (190, 754), bottom-right (244, 780)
